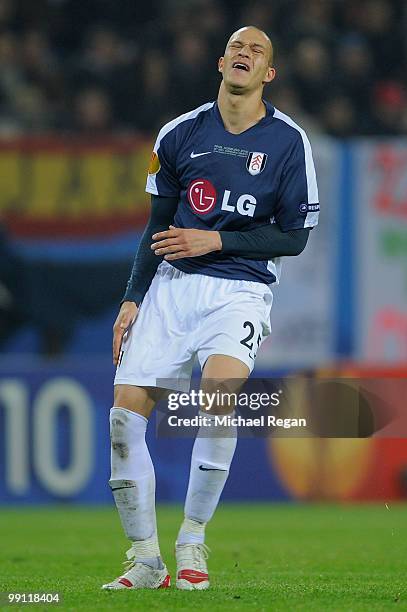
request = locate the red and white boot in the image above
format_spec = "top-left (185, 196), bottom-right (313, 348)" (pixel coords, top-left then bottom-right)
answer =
top-left (175, 543), bottom-right (210, 590)
top-left (102, 544), bottom-right (170, 590)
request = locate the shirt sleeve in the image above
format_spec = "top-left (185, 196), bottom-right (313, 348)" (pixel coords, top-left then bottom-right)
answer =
top-left (146, 126), bottom-right (180, 197)
top-left (274, 130), bottom-right (320, 231)
top-left (122, 195), bottom-right (179, 305)
top-left (220, 224), bottom-right (310, 259)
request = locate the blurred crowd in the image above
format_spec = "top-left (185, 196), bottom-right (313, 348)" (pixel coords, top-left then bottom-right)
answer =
top-left (0, 0), bottom-right (406, 137)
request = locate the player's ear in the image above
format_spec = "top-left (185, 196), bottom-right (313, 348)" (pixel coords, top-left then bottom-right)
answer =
top-left (218, 56), bottom-right (224, 73)
top-left (263, 66), bottom-right (276, 84)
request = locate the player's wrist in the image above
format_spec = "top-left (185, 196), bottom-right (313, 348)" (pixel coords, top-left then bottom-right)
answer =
top-left (120, 296), bottom-right (140, 308)
top-left (211, 231), bottom-right (222, 252)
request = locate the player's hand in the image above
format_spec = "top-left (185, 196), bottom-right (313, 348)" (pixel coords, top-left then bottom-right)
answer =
top-left (112, 301), bottom-right (138, 366)
top-left (151, 225), bottom-right (222, 260)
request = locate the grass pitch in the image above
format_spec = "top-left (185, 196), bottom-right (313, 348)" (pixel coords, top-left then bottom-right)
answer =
top-left (1, 504), bottom-right (406, 611)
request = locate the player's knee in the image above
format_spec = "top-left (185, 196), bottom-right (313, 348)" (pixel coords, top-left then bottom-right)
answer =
top-left (113, 384), bottom-right (154, 418)
top-left (113, 384), bottom-right (143, 410)
top-left (201, 379), bottom-right (240, 414)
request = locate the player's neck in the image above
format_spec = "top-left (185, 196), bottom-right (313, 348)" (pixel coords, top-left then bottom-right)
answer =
top-left (217, 84), bottom-right (266, 134)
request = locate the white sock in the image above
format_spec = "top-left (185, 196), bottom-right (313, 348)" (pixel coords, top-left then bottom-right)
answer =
top-left (177, 412), bottom-right (237, 545)
top-left (109, 407), bottom-right (162, 569)
top-left (177, 517), bottom-right (206, 545)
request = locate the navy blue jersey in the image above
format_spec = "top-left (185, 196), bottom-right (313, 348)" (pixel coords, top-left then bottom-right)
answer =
top-left (146, 100), bottom-right (319, 284)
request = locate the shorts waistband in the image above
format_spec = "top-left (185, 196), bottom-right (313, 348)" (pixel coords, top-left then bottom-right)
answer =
top-left (156, 261), bottom-right (272, 295)
top-left (156, 260), bottom-right (188, 279)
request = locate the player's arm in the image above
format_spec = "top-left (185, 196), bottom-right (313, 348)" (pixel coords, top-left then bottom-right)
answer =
top-left (151, 223), bottom-right (310, 261)
top-left (219, 223), bottom-right (310, 259)
top-left (112, 194), bottom-right (178, 365)
top-left (122, 195), bottom-right (179, 304)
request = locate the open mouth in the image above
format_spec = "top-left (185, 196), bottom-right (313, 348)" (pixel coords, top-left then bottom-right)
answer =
top-left (232, 62), bottom-right (250, 72)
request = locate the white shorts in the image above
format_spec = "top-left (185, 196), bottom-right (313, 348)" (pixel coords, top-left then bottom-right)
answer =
top-left (114, 261), bottom-right (273, 391)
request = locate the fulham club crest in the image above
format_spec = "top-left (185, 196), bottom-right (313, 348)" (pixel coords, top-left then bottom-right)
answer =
top-left (246, 151), bottom-right (267, 176)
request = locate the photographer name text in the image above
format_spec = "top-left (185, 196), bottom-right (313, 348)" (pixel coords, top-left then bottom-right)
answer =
top-left (167, 414), bottom-right (307, 429)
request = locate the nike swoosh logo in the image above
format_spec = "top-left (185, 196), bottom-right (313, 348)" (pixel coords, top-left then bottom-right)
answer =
top-left (190, 151), bottom-right (212, 158)
top-left (199, 465), bottom-right (227, 472)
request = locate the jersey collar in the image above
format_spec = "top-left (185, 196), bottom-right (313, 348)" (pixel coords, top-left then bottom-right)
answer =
top-left (213, 99), bottom-right (275, 135)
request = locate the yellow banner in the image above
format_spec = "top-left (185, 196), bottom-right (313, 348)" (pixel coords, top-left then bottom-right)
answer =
top-left (0, 138), bottom-right (152, 221)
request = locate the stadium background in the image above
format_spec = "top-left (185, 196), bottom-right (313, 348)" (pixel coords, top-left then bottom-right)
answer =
top-left (0, 0), bottom-right (406, 509)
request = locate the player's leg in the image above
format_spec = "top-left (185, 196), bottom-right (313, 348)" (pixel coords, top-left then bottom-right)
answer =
top-left (103, 384), bottom-right (171, 590)
top-left (104, 263), bottom-right (197, 590)
top-left (176, 355), bottom-right (248, 590)
top-left (175, 275), bottom-right (272, 590)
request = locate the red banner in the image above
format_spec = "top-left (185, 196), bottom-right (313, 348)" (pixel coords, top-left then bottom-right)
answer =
top-left (0, 137), bottom-right (153, 237)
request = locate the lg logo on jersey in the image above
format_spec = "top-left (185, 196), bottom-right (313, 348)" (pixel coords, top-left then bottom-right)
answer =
top-left (187, 179), bottom-right (217, 214)
top-left (187, 178), bottom-right (257, 217)
top-left (221, 190), bottom-right (256, 217)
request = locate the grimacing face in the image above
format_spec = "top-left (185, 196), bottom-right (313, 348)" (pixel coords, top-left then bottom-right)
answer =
top-left (218, 27), bottom-right (275, 93)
